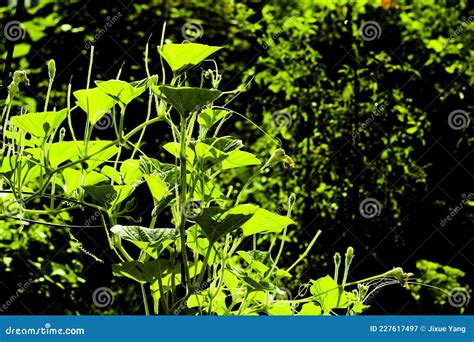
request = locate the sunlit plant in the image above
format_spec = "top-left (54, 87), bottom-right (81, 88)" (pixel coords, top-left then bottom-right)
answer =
top-left (0, 31), bottom-right (414, 315)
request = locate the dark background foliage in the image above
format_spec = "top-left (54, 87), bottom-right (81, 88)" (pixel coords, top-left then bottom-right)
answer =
top-left (0, 0), bottom-right (472, 314)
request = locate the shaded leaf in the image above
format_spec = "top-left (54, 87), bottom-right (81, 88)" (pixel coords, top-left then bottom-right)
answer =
top-left (194, 204), bottom-right (258, 242)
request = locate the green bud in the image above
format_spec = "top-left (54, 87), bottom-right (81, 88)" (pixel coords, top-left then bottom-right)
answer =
top-left (333, 252), bottom-right (341, 283)
top-left (345, 246), bottom-right (354, 268)
top-left (48, 59), bottom-right (56, 80)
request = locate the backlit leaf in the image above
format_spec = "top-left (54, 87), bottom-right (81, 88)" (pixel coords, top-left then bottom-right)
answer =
top-left (152, 86), bottom-right (221, 116)
top-left (74, 87), bottom-right (114, 124)
top-left (10, 109), bottom-right (67, 139)
top-left (310, 275), bottom-right (348, 312)
top-left (241, 208), bottom-right (295, 236)
top-left (159, 43), bottom-right (222, 73)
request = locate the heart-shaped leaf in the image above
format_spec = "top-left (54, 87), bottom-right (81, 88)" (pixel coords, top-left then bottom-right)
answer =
top-left (241, 208), bottom-right (295, 236)
top-left (96, 80), bottom-right (147, 108)
top-left (221, 150), bottom-right (261, 170)
top-left (74, 87), bottom-right (115, 124)
top-left (10, 109), bottom-right (67, 139)
top-left (310, 275), bottom-right (348, 313)
top-left (111, 225), bottom-right (178, 243)
top-left (194, 204), bottom-right (258, 242)
top-left (152, 86), bottom-right (221, 116)
top-left (159, 43), bottom-right (222, 73)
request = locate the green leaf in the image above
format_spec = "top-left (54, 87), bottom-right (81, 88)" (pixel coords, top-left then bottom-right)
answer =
top-left (96, 80), bottom-right (147, 107)
top-left (10, 109), bottom-right (67, 139)
top-left (194, 204), bottom-right (258, 242)
top-left (112, 259), bottom-right (171, 284)
top-left (194, 142), bottom-right (228, 169)
top-left (159, 43), bottom-right (222, 73)
top-left (299, 302), bottom-right (322, 316)
top-left (241, 208), bottom-right (295, 236)
top-left (151, 86), bottom-right (221, 116)
top-left (111, 225), bottom-right (178, 243)
top-left (221, 150), bottom-right (261, 170)
top-left (62, 169), bottom-right (107, 195)
top-left (75, 141), bottom-right (118, 170)
top-left (241, 276), bottom-right (275, 292)
top-left (198, 108), bottom-right (228, 130)
top-left (120, 159), bottom-right (143, 185)
top-left (202, 137), bottom-right (243, 152)
top-left (310, 275), bottom-right (348, 312)
top-left (237, 250), bottom-right (273, 275)
top-left (267, 301), bottom-right (293, 315)
top-left (144, 174), bottom-right (168, 205)
top-left (25, 141), bottom-right (80, 168)
top-left (83, 185), bottom-right (135, 209)
top-left (163, 142), bottom-right (195, 165)
top-left (101, 165), bottom-right (122, 184)
top-left (73, 87), bottom-right (115, 124)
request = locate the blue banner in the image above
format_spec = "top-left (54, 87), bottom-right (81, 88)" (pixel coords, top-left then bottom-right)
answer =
top-left (0, 316), bottom-right (472, 342)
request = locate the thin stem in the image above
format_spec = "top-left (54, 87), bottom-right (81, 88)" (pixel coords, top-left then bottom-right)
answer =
top-left (178, 114), bottom-right (191, 292)
top-left (286, 230), bottom-right (322, 273)
top-left (141, 284), bottom-right (150, 316)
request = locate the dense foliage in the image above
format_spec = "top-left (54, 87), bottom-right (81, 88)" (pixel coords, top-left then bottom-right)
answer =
top-left (0, 0), bottom-right (471, 314)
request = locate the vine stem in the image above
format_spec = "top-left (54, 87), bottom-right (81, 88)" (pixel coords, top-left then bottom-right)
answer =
top-left (141, 284), bottom-right (150, 316)
top-left (178, 114), bottom-right (191, 293)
